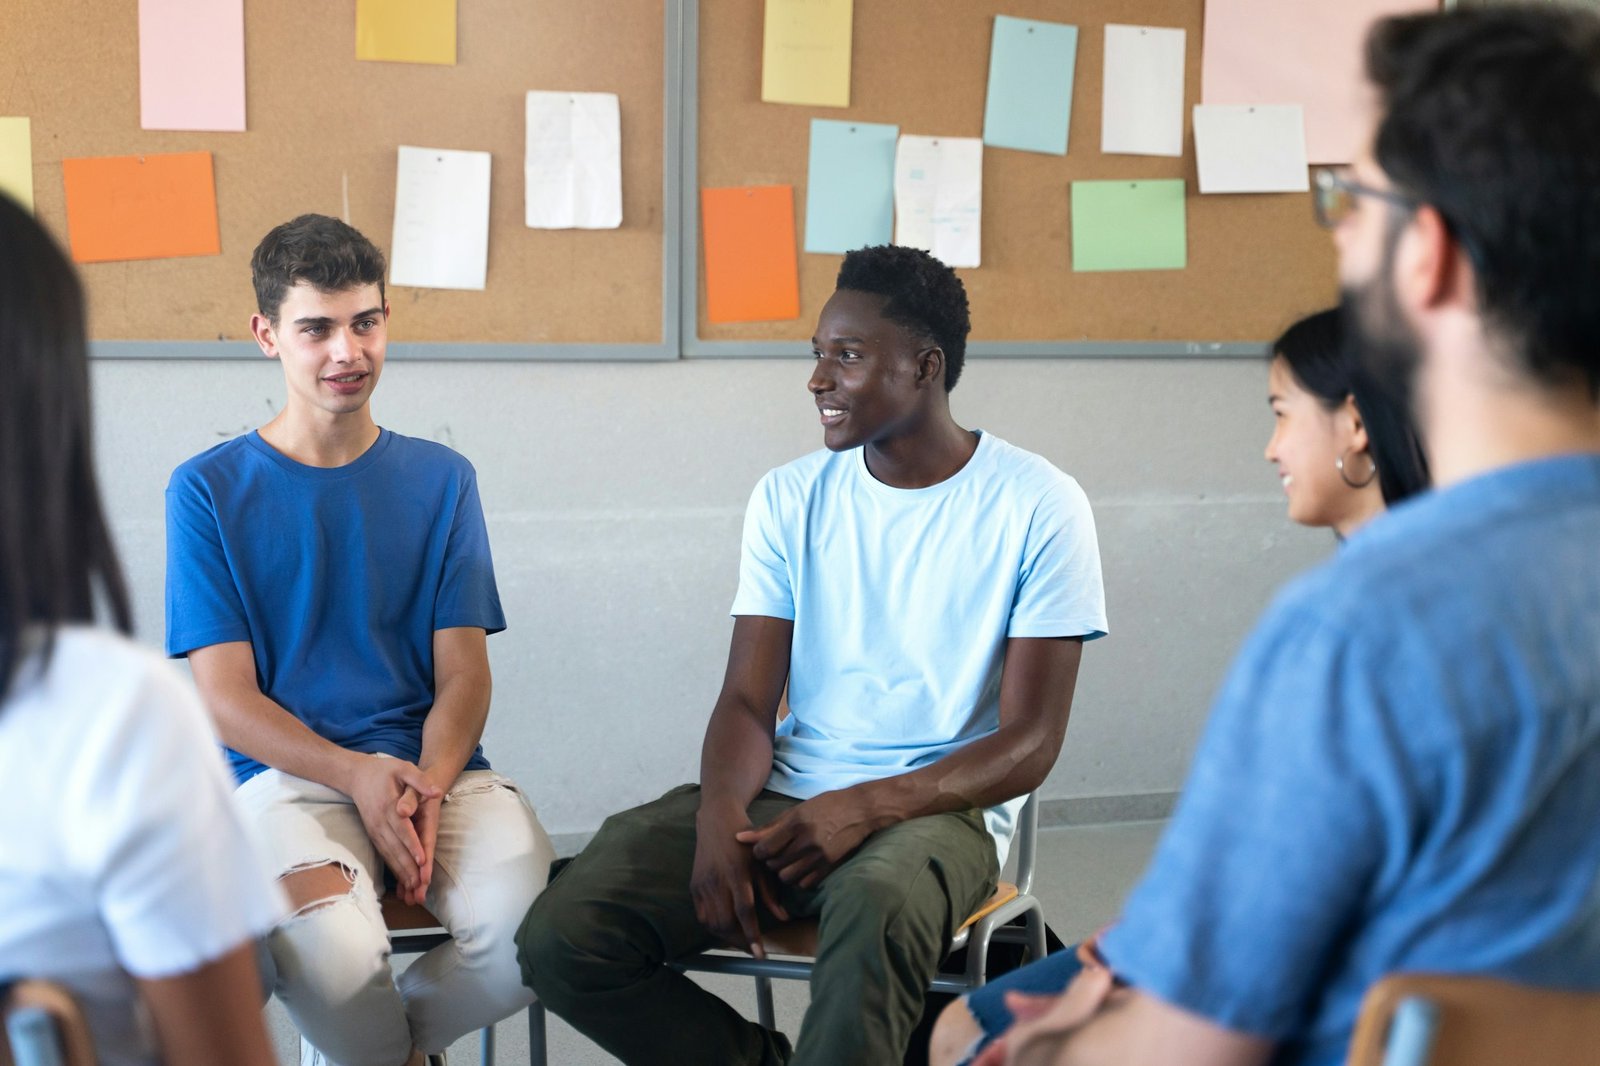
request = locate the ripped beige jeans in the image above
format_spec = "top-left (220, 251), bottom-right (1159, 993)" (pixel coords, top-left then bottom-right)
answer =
top-left (235, 764), bottom-right (556, 1065)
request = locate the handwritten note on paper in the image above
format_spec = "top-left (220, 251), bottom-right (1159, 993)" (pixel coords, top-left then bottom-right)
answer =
top-left (61, 152), bottom-right (220, 264)
top-left (1071, 180), bottom-right (1187, 272)
top-left (805, 119), bottom-right (898, 254)
top-left (762, 0), bottom-right (853, 108)
top-left (1202, 0), bottom-right (1433, 163)
top-left (1102, 25), bottom-right (1186, 158)
top-left (701, 185), bottom-right (800, 324)
top-left (389, 146), bottom-right (491, 290)
top-left (1194, 105), bottom-right (1310, 194)
top-left (894, 136), bottom-right (983, 269)
top-left (356, 0), bottom-right (456, 65)
top-left (138, 0), bottom-right (245, 131)
top-left (526, 91), bottom-right (623, 230)
top-left (0, 118), bottom-right (33, 212)
top-left (983, 15), bottom-right (1079, 156)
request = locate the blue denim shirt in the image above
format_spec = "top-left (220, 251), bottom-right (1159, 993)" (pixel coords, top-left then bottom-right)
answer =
top-left (1101, 454), bottom-right (1600, 1066)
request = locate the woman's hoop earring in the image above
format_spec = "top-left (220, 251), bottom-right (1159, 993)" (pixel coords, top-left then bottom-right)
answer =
top-left (1337, 448), bottom-right (1378, 489)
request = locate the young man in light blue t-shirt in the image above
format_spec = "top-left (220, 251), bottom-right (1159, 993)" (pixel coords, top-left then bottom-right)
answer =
top-left (518, 245), bottom-right (1107, 1065)
top-left (165, 215), bottom-right (555, 1066)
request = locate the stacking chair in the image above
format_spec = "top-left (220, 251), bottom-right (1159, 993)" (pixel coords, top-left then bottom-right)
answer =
top-left (1, 980), bottom-right (95, 1066)
top-left (527, 791), bottom-right (1049, 1063)
top-left (1345, 972), bottom-right (1600, 1066)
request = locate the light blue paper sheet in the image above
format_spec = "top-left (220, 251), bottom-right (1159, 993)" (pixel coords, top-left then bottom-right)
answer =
top-left (804, 118), bottom-right (899, 254)
top-left (983, 15), bottom-right (1080, 155)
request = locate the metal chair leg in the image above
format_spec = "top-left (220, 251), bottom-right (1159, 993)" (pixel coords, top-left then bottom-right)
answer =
top-left (527, 1000), bottom-right (547, 1066)
top-left (479, 1021), bottom-right (496, 1065)
top-left (756, 975), bottom-right (777, 1031)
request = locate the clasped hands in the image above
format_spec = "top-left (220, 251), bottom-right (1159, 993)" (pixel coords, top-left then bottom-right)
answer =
top-left (692, 789), bottom-right (877, 959)
top-left (346, 753), bottom-right (445, 907)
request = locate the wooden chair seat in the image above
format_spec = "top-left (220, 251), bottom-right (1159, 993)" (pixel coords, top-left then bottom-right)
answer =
top-left (380, 893), bottom-right (445, 932)
top-left (1346, 973), bottom-right (1600, 1066)
top-left (757, 881), bottom-right (1022, 958)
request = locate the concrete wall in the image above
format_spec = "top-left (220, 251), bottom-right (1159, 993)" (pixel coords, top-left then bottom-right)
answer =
top-left (92, 355), bottom-right (1331, 838)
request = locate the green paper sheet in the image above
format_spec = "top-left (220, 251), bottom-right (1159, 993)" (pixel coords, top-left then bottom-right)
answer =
top-left (1071, 179), bottom-right (1187, 271)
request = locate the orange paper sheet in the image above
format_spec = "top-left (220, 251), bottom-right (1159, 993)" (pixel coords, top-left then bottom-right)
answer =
top-left (701, 185), bottom-right (799, 324)
top-left (61, 152), bottom-right (220, 263)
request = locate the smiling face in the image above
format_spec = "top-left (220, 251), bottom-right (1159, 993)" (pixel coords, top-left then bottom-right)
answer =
top-left (252, 281), bottom-right (388, 423)
top-left (808, 287), bottom-right (937, 453)
top-left (1265, 355), bottom-right (1374, 532)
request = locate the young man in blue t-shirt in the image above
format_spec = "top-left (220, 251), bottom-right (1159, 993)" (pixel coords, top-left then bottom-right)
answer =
top-left (517, 245), bottom-right (1107, 1065)
top-left (165, 215), bottom-right (555, 1066)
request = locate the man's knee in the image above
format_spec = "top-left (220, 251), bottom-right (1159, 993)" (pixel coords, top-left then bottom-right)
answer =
top-left (929, 997), bottom-right (984, 1066)
top-left (515, 883), bottom-right (610, 1006)
top-left (268, 866), bottom-right (390, 1000)
top-left (279, 860), bottom-right (358, 918)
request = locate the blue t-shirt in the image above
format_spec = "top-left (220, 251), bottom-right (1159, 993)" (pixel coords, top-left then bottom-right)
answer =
top-left (731, 431), bottom-right (1108, 865)
top-left (165, 429), bottom-right (505, 784)
top-left (1100, 454), bottom-right (1600, 1066)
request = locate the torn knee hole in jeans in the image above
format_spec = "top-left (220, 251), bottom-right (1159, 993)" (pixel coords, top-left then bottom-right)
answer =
top-left (279, 860), bottom-right (359, 921)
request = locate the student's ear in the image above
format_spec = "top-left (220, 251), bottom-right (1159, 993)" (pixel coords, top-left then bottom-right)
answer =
top-left (1399, 204), bottom-right (1468, 315)
top-left (249, 313), bottom-right (280, 360)
top-left (1342, 394), bottom-right (1372, 458)
top-left (384, 301), bottom-right (392, 320)
top-left (916, 346), bottom-right (945, 389)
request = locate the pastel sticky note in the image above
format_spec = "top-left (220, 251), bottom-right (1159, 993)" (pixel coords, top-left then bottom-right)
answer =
top-left (0, 118), bottom-right (33, 212)
top-left (762, 0), bottom-right (853, 108)
top-left (1102, 25), bottom-right (1186, 158)
top-left (525, 91), bottom-right (623, 230)
top-left (1071, 180), bottom-right (1187, 272)
top-left (983, 15), bottom-right (1079, 156)
top-left (701, 185), bottom-right (800, 324)
top-left (389, 146), bottom-right (491, 290)
top-left (804, 119), bottom-right (898, 255)
top-left (138, 0), bottom-right (246, 131)
top-left (356, 0), bottom-right (456, 65)
top-left (894, 135), bottom-right (983, 268)
top-left (60, 152), bottom-right (220, 263)
top-left (1202, 0), bottom-right (1434, 163)
top-left (1194, 105), bottom-right (1310, 194)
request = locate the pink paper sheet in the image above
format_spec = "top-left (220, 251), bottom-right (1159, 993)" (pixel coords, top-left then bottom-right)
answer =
top-left (139, 0), bottom-right (246, 131)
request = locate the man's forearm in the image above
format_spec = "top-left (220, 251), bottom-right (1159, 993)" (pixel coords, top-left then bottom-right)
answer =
top-left (210, 687), bottom-right (362, 793)
top-left (697, 699), bottom-right (778, 824)
top-left (416, 670), bottom-right (490, 791)
top-left (856, 723), bottom-right (1059, 830)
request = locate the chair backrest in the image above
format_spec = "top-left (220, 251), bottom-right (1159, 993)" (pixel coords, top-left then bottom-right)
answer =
top-left (1, 980), bottom-right (96, 1066)
top-left (1012, 791), bottom-right (1039, 897)
top-left (1346, 973), bottom-right (1600, 1066)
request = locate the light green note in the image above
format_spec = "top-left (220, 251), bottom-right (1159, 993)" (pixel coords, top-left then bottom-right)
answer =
top-left (1071, 179), bottom-right (1187, 271)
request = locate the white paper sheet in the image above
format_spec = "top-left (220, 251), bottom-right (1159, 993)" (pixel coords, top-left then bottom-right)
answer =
top-left (525, 91), bottom-right (622, 229)
top-left (1102, 24), bottom-right (1186, 157)
top-left (893, 135), bottom-right (982, 268)
top-left (389, 145), bottom-right (491, 290)
top-left (1193, 104), bottom-right (1310, 194)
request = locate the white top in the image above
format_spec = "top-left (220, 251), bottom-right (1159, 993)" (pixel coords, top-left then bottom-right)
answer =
top-left (0, 626), bottom-right (284, 1066)
top-left (732, 432), bottom-right (1108, 865)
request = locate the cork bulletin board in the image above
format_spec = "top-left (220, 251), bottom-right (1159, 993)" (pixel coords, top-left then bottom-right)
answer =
top-left (690, 0), bottom-right (1342, 353)
top-left (0, 0), bottom-right (667, 349)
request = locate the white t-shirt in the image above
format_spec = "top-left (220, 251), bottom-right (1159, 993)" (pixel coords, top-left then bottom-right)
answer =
top-left (0, 626), bottom-right (284, 1066)
top-left (731, 431), bottom-right (1108, 864)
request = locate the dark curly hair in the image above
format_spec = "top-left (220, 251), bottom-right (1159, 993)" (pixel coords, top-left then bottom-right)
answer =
top-left (835, 245), bottom-right (971, 392)
top-left (251, 214), bottom-right (387, 323)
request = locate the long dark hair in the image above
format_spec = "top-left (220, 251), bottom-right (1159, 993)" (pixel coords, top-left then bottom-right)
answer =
top-left (0, 193), bottom-right (131, 700)
top-left (1273, 308), bottom-right (1431, 506)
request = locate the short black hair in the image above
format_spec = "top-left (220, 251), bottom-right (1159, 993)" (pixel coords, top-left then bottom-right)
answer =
top-left (835, 245), bottom-right (971, 391)
top-left (1368, 6), bottom-right (1600, 399)
top-left (1273, 308), bottom-right (1431, 507)
top-left (0, 192), bottom-right (131, 701)
top-left (251, 214), bottom-right (387, 323)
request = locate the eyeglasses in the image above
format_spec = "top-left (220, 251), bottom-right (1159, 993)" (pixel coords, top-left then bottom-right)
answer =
top-left (1312, 167), bottom-right (1418, 229)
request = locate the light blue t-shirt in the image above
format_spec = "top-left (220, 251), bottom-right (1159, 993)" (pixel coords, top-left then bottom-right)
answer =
top-left (164, 429), bottom-right (505, 784)
top-left (731, 431), bottom-right (1108, 863)
top-left (1100, 453), bottom-right (1600, 1066)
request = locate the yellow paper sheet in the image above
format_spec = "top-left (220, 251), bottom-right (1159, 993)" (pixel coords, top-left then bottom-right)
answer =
top-left (356, 0), bottom-right (456, 66)
top-left (762, 0), bottom-right (852, 108)
top-left (0, 118), bottom-right (33, 212)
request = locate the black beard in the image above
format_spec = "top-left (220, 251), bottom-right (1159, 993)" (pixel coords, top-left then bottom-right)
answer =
top-left (1340, 269), bottom-right (1422, 433)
